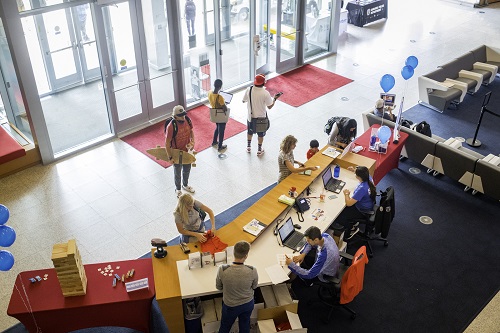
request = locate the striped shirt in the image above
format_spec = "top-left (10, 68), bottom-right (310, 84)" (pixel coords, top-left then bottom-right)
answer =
top-left (278, 150), bottom-right (294, 183)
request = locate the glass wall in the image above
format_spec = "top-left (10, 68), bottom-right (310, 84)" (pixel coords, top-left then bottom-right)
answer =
top-left (303, 0), bottom-right (333, 60)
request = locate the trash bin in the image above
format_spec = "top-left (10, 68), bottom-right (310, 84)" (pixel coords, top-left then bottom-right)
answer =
top-left (184, 297), bottom-right (203, 333)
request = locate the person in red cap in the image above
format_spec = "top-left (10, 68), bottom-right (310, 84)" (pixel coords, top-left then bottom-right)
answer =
top-left (242, 74), bottom-right (282, 156)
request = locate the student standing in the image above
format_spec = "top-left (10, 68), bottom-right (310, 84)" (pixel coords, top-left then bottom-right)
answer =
top-left (216, 241), bottom-right (258, 333)
top-left (165, 105), bottom-right (196, 198)
top-left (242, 74), bottom-right (281, 156)
top-left (208, 79), bottom-right (228, 153)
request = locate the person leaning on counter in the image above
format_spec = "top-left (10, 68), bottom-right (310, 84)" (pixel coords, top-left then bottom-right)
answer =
top-left (278, 135), bottom-right (318, 183)
top-left (216, 241), bottom-right (258, 333)
top-left (174, 193), bottom-right (216, 243)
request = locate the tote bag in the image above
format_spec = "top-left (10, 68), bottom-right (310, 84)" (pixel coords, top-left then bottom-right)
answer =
top-left (209, 94), bottom-right (230, 123)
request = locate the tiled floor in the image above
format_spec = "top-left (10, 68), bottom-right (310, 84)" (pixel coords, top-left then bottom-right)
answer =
top-left (1, 0), bottom-right (499, 331)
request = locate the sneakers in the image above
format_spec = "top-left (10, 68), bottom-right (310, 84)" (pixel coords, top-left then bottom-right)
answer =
top-left (257, 149), bottom-right (265, 156)
top-left (246, 146), bottom-right (251, 153)
top-left (212, 142), bottom-right (218, 148)
top-left (175, 189), bottom-right (182, 198)
top-left (345, 227), bottom-right (360, 240)
top-left (182, 185), bottom-right (195, 194)
top-left (218, 145), bottom-right (227, 153)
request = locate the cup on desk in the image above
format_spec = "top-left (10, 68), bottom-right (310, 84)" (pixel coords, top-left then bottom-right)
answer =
top-left (319, 192), bottom-right (326, 202)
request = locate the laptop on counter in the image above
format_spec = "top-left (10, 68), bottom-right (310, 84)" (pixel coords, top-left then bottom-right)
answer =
top-left (278, 217), bottom-right (306, 251)
top-left (322, 166), bottom-right (346, 194)
top-left (219, 91), bottom-right (233, 104)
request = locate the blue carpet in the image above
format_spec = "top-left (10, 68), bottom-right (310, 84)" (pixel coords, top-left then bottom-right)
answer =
top-left (403, 77), bottom-right (500, 155)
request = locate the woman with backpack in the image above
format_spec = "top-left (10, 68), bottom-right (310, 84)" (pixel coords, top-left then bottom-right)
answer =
top-left (327, 117), bottom-right (357, 148)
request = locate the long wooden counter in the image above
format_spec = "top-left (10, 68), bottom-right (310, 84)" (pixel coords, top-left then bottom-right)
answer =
top-left (152, 147), bottom-right (376, 333)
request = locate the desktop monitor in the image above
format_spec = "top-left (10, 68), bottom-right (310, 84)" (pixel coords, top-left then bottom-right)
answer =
top-left (380, 93), bottom-right (396, 106)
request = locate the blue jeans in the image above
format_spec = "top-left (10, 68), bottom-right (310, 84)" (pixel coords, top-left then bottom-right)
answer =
top-left (219, 299), bottom-right (254, 333)
top-left (173, 163), bottom-right (191, 191)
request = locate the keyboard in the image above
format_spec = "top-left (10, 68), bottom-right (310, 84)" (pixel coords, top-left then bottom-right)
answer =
top-left (326, 179), bottom-right (346, 194)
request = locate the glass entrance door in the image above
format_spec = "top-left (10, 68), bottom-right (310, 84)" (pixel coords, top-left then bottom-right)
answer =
top-left (36, 5), bottom-right (100, 93)
top-left (275, 0), bottom-right (300, 73)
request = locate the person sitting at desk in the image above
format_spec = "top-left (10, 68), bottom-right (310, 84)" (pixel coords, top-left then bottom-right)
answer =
top-left (216, 241), bottom-right (258, 333)
top-left (174, 193), bottom-right (216, 243)
top-left (327, 117), bottom-right (357, 149)
top-left (285, 226), bottom-right (339, 284)
top-left (278, 135), bottom-right (318, 183)
top-left (334, 166), bottom-right (376, 240)
top-left (374, 98), bottom-right (395, 121)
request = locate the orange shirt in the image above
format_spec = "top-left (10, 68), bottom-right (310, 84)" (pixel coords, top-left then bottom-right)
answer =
top-left (340, 246), bottom-right (368, 304)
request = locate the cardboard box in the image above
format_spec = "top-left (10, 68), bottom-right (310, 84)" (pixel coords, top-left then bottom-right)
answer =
top-left (201, 297), bottom-right (264, 333)
top-left (261, 283), bottom-right (293, 308)
top-left (257, 303), bottom-right (307, 333)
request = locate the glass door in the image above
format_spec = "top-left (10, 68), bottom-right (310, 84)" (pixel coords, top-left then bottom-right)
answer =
top-left (36, 5), bottom-right (100, 92)
top-left (256, 0), bottom-right (271, 74)
top-left (275, 0), bottom-right (300, 73)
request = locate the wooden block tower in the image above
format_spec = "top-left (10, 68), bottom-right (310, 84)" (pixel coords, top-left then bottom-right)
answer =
top-left (51, 239), bottom-right (87, 297)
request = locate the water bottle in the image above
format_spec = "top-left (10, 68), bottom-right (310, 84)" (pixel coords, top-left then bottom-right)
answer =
top-left (334, 165), bottom-right (340, 178)
top-left (370, 135), bottom-right (377, 148)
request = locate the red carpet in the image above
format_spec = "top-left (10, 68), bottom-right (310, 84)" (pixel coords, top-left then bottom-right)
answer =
top-left (265, 65), bottom-right (353, 107)
top-left (121, 105), bottom-right (247, 167)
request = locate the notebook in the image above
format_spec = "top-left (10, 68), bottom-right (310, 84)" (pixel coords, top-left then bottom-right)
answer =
top-left (322, 166), bottom-right (346, 194)
top-left (278, 217), bottom-right (306, 251)
top-left (243, 219), bottom-right (266, 236)
top-left (219, 91), bottom-right (233, 104)
top-left (322, 146), bottom-right (340, 159)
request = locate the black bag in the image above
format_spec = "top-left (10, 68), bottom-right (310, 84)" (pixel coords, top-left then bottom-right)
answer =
top-left (414, 121), bottom-right (432, 137)
top-left (254, 117), bottom-right (270, 133)
top-left (193, 205), bottom-right (207, 221)
top-left (401, 119), bottom-right (413, 129)
top-left (324, 116), bottom-right (350, 135)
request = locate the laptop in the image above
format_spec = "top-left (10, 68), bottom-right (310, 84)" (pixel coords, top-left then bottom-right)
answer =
top-left (278, 217), bottom-right (306, 251)
top-left (322, 166), bottom-right (346, 194)
top-left (380, 93), bottom-right (396, 107)
top-left (218, 91), bottom-right (233, 104)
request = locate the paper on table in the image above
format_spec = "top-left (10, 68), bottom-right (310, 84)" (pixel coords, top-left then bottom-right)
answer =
top-left (265, 264), bottom-right (289, 285)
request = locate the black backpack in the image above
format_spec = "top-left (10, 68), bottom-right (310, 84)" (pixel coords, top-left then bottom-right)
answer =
top-left (414, 121), bottom-right (432, 137)
top-left (324, 116), bottom-right (350, 135)
top-left (164, 115), bottom-right (193, 147)
top-left (401, 119), bottom-right (413, 129)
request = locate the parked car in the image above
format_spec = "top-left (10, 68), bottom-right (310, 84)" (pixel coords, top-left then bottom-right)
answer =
top-left (230, 0), bottom-right (250, 21)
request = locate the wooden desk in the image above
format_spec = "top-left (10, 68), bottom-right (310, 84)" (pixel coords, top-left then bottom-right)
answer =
top-left (354, 124), bottom-right (409, 184)
top-left (152, 148), bottom-right (375, 333)
top-left (8, 258), bottom-right (155, 333)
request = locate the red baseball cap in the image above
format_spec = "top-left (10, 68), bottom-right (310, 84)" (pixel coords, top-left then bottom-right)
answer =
top-left (254, 74), bottom-right (266, 85)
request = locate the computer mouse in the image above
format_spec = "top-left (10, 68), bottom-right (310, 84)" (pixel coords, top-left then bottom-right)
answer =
top-left (294, 224), bottom-right (301, 230)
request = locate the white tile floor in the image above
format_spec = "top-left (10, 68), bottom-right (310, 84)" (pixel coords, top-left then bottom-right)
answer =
top-left (1, 0), bottom-right (499, 331)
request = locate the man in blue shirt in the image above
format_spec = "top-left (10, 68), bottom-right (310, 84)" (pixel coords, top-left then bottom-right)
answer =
top-left (285, 226), bottom-right (339, 283)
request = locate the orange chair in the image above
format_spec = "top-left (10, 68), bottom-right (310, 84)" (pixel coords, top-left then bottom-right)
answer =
top-left (315, 246), bottom-right (369, 322)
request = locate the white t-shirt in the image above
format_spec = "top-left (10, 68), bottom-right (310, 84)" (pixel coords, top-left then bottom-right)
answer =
top-left (242, 86), bottom-right (274, 122)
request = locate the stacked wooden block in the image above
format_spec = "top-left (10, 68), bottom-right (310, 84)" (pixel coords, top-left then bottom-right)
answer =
top-left (51, 239), bottom-right (87, 297)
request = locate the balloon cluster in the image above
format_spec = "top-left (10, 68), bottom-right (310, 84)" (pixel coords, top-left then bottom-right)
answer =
top-left (379, 55), bottom-right (419, 92)
top-left (0, 205), bottom-right (16, 271)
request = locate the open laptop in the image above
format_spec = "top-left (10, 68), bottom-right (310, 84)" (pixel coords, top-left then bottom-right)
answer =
top-left (219, 91), bottom-right (233, 104)
top-left (380, 93), bottom-right (396, 107)
top-left (322, 166), bottom-right (346, 194)
top-left (278, 217), bottom-right (306, 251)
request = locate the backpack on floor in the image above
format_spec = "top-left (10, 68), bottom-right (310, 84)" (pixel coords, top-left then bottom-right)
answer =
top-left (164, 115), bottom-right (193, 147)
top-left (413, 121), bottom-right (432, 137)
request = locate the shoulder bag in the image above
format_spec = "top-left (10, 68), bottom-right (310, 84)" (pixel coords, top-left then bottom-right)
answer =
top-left (209, 94), bottom-right (230, 123)
top-left (249, 86), bottom-right (270, 133)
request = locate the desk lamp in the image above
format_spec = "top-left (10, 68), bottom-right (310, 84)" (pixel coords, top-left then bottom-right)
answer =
top-left (151, 238), bottom-right (167, 259)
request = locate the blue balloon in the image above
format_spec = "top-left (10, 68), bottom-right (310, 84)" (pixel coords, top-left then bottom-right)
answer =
top-left (406, 56), bottom-right (418, 69)
top-left (0, 250), bottom-right (14, 271)
top-left (0, 225), bottom-right (16, 247)
top-left (377, 125), bottom-right (391, 144)
top-left (401, 65), bottom-right (414, 80)
top-left (380, 74), bottom-right (395, 93)
top-left (0, 205), bottom-right (9, 225)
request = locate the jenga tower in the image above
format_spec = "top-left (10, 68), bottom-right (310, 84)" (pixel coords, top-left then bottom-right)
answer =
top-left (51, 239), bottom-right (87, 297)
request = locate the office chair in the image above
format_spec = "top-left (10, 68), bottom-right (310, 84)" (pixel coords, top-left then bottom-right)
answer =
top-left (349, 186), bottom-right (395, 257)
top-left (315, 246), bottom-right (369, 322)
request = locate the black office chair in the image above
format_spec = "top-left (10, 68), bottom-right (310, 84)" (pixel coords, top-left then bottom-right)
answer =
top-left (349, 186), bottom-right (395, 257)
top-left (314, 246), bottom-right (369, 322)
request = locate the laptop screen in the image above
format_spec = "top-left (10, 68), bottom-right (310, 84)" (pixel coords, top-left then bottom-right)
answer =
top-left (322, 166), bottom-right (332, 188)
top-left (380, 93), bottom-right (396, 106)
top-left (219, 91), bottom-right (233, 104)
top-left (278, 217), bottom-right (294, 242)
